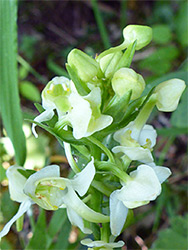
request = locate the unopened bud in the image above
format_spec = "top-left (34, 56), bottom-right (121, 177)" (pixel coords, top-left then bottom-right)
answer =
top-left (67, 49), bottom-right (100, 82)
top-left (99, 51), bottom-right (123, 78)
top-left (112, 68), bottom-right (145, 100)
top-left (154, 78), bottom-right (186, 112)
top-left (123, 25), bottom-right (152, 50)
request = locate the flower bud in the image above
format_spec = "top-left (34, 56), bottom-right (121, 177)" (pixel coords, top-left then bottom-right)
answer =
top-left (112, 68), bottom-right (145, 100)
top-left (67, 49), bottom-right (100, 82)
top-left (99, 51), bottom-right (123, 78)
top-left (123, 25), bottom-right (152, 50)
top-left (154, 78), bottom-right (186, 112)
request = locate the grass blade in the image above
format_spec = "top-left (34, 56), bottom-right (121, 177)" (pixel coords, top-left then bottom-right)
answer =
top-left (0, 0), bottom-right (26, 166)
top-left (91, 0), bottom-right (111, 49)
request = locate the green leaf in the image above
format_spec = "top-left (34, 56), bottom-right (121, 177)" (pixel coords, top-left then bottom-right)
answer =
top-left (47, 58), bottom-right (69, 77)
top-left (152, 24), bottom-right (172, 44)
top-left (138, 46), bottom-right (179, 75)
top-left (17, 169), bottom-right (36, 178)
top-left (26, 209), bottom-right (48, 250)
top-left (66, 64), bottom-right (90, 96)
top-left (115, 40), bottom-right (137, 70)
top-left (0, 165), bottom-right (6, 182)
top-left (170, 87), bottom-right (188, 128)
top-left (157, 127), bottom-right (188, 136)
top-left (26, 119), bottom-right (84, 145)
top-left (104, 90), bottom-right (131, 123)
top-left (175, 1), bottom-right (188, 47)
top-left (0, 0), bottom-right (26, 166)
top-left (47, 210), bottom-right (71, 249)
top-left (151, 214), bottom-right (188, 250)
top-left (19, 81), bottom-right (41, 102)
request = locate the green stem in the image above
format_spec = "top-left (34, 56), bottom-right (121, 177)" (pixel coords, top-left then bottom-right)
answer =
top-left (92, 180), bottom-right (112, 197)
top-left (87, 136), bottom-right (115, 163)
top-left (101, 223), bottom-right (110, 242)
top-left (63, 142), bottom-right (80, 173)
top-left (17, 55), bottom-right (46, 84)
top-left (91, 0), bottom-right (111, 49)
top-left (96, 161), bottom-right (131, 183)
top-left (120, 0), bottom-right (127, 31)
top-left (132, 95), bottom-right (157, 139)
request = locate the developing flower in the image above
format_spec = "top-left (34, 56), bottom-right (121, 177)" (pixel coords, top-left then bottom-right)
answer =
top-left (154, 78), bottom-right (186, 112)
top-left (67, 49), bottom-right (100, 82)
top-left (123, 24), bottom-right (152, 50)
top-left (111, 68), bottom-right (145, 100)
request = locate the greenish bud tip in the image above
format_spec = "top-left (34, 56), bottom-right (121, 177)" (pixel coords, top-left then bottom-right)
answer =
top-left (67, 48), bottom-right (100, 82)
top-left (123, 25), bottom-right (152, 50)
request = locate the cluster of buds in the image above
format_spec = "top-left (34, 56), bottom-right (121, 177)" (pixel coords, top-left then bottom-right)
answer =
top-left (0, 25), bottom-right (186, 249)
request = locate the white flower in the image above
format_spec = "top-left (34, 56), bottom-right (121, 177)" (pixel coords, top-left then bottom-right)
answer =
top-left (0, 161), bottom-right (109, 238)
top-left (112, 121), bottom-right (157, 163)
top-left (81, 238), bottom-right (124, 250)
top-left (110, 164), bottom-right (162, 236)
top-left (32, 76), bottom-right (112, 139)
top-left (0, 166), bottom-right (33, 239)
top-left (154, 78), bottom-right (186, 112)
top-left (23, 159), bottom-right (109, 233)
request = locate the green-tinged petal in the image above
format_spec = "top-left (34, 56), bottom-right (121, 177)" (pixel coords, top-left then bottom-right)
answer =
top-left (81, 238), bottom-right (125, 249)
top-left (23, 165), bottom-right (63, 210)
top-left (117, 165), bottom-right (161, 208)
top-left (137, 124), bottom-right (157, 148)
top-left (0, 199), bottom-right (32, 239)
top-left (32, 108), bottom-right (54, 138)
top-left (148, 163), bottom-right (172, 184)
top-left (112, 146), bottom-right (153, 163)
top-left (154, 79), bottom-right (186, 112)
top-left (70, 158), bottom-right (95, 196)
top-left (110, 190), bottom-right (128, 236)
top-left (62, 184), bottom-right (110, 223)
top-left (84, 87), bottom-right (113, 136)
top-left (68, 92), bottom-right (92, 139)
top-left (67, 207), bottom-right (92, 234)
top-left (6, 166), bottom-right (28, 202)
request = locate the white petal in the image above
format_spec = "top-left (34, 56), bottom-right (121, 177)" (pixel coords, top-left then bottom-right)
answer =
top-left (138, 124), bottom-right (157, 148)
top-left (0, 199), bottom-right (32, 239)
top-left (81, 238), bottom-right (125, 248)
top-left (110, 190), bottom-right (128, 236)
top-left (24, 165), bottom-right (60, 197)
top-left (112, 146), bottom-right (153, 163)
top-left (70, 158), bottom-right (95, 196)
top-left (6, 166), bottom-right (28, 202)
top-left (155, 79), bottom-right (186, 112)
top-left (32, 108), bottom-right (54, 138)
top-left (67, 207), bottom-right (92, 234)
top-left (62, 184), bottom-right (109, 223)
top-left (113, 122), bottom-right (134, 144)
top-left (148, 163), bottom-right (172, 183)
top-left (68, 92), bottom-right (92, 139)
top-left (117, 165), bottom-right (161, 208)
top-left (85, 114), bottom-right (113, 137)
